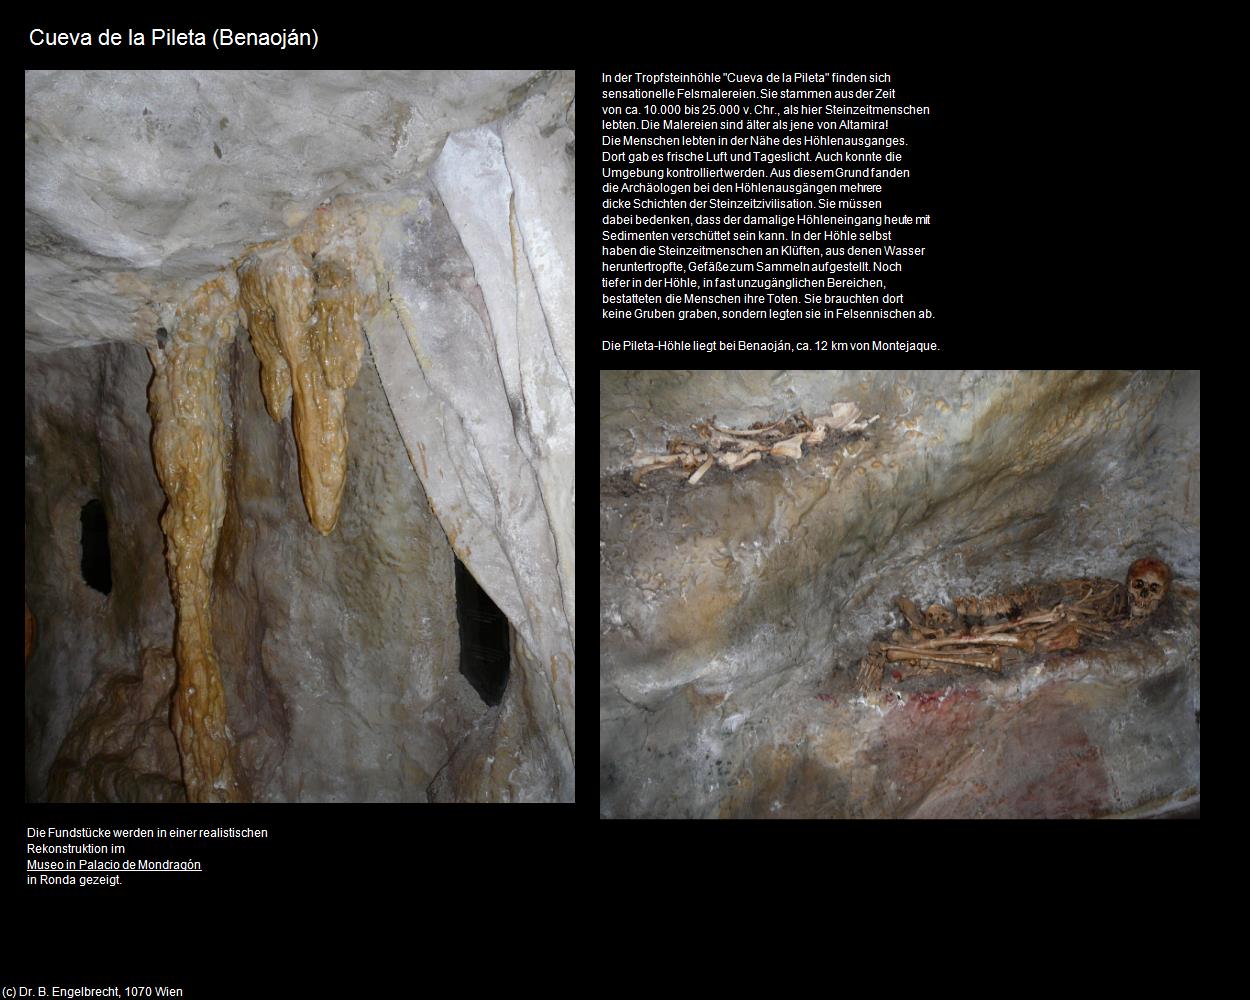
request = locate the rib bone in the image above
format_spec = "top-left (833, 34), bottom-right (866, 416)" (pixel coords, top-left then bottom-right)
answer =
top-left (883, 646), bottom-right (1003, 672)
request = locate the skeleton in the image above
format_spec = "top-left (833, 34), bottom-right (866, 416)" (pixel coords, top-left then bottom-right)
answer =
top-left (855, 559), bottom-right (1171, 692)
top-left (1126, 557), bottom-right (1171, 618)
top-left (628, 403), bottom-right (879, 487)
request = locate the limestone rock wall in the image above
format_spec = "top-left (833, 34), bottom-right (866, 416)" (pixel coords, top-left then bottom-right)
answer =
top-left (25, 342), bottom-right (174, 800)
top-left (599, 370), bottom-right (1200, 818)
top-left (212, 331), bottom-right (474, 802)
top-left (367, 72), bottom-right (576, 801)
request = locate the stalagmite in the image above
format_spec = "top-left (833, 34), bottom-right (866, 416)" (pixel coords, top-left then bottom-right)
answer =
top-left (146, 276), bottom-right (242, 803)
top-left (236, 245), bottom-right (363, 535)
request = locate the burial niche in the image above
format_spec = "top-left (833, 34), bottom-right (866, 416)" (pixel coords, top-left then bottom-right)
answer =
top-left (454, 557), bottom-right (510, 706)
top-left (79, 499), bottom-right (112, 595)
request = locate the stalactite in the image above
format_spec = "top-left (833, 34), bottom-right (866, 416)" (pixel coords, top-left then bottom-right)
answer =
top-left (146, 275), bottom-right (243, 802)
top-left (138, 210), bottom-right (366, 802)
top-left (310, 258), bottom-right (364, 390)
top-left (236, 245), bottom-right (363, 535)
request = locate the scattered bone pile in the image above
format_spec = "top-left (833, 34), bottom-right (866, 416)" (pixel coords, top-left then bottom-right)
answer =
top-left (629, 402), bottom-right (879, 486)
top-left (855, 574), bottom-right (1149, 692)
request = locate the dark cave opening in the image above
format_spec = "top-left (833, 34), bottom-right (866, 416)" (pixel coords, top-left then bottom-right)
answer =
top-left (79, 499), bottom-right (112, 595)
top-left (454, 557), bottom-right (509, 706)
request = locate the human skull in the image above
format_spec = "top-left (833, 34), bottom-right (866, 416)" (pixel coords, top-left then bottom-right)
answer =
top-left (1126, 558), bottom-right (1171, 618)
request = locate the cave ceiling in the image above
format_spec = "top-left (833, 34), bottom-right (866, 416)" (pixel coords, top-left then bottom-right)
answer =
top-left (25, 69), bottom-right (541, 351)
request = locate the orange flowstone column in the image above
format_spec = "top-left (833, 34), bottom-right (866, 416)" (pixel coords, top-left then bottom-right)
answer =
top-left (147, 277), bottom-right (243, 803)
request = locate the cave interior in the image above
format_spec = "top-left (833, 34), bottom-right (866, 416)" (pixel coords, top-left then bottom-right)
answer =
top-left (25, 69), bottom-right (576, 804)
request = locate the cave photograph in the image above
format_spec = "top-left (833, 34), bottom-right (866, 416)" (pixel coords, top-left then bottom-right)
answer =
top-left (600, 370), bottom-right (1199, 819)
top-left (25, 70), bottom-right (575, 804)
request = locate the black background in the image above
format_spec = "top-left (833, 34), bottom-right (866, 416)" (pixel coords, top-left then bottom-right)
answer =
top-left (587, 30), bottom-right (1205, 368)
top-left (20, 16), bottom-right (1204, 991)
top-left (21, 25), bottom-right (575, 992)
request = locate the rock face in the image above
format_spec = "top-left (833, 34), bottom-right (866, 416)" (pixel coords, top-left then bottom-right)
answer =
top-left (600, 371), bottom-right (1200, 818)
top-left (26, 342), bottom-right (176, 801)
top-left (369, 75), bottom-right (576, 799)
top-left (209, 334), bottom-right (474, 802)
top-left (25, 70), bottom-right (574, 803)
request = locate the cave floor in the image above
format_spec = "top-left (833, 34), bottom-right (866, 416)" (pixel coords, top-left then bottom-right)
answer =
top-left (602, 588), bottom-right (1200, 820)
